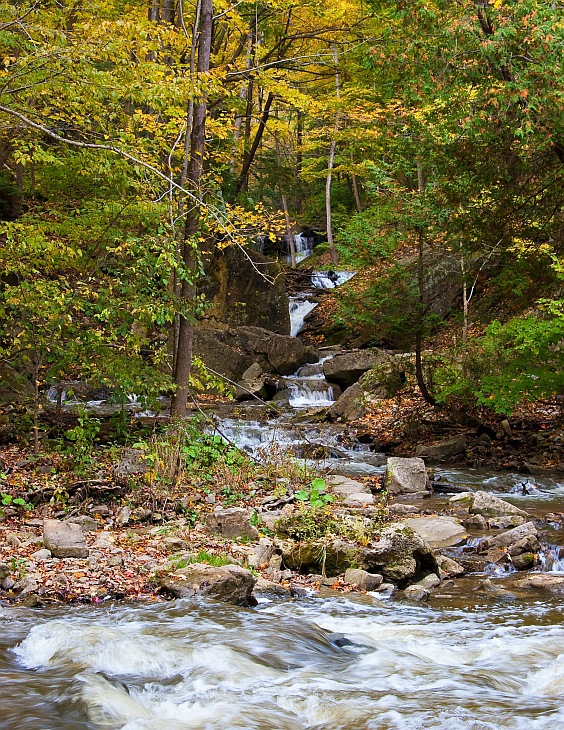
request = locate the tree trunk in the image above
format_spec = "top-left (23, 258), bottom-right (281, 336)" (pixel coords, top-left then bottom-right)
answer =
top-left (234, 91), bottom-right (275, 196)
top-left (350, 152), bottom-right (362, 213)
top-left (415, 160), bottom-right (436, 406)
top-left (281, 193), bottom-right (296, 268)
top-left (171, 0), bottom-right (213, 418)
top-left (326, 44), bottom-right (340, 266)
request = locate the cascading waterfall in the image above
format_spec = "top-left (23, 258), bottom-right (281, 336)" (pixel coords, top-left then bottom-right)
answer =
top-left (287, 232), bottom-right (314, 264)
top-left (311, 270), bottom-right (355, 288)
top-left (289, 297), bottom-right (318, 337)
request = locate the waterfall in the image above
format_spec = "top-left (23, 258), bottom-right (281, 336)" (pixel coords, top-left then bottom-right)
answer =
top-left (289, 297), bottom-right (318, 337)
top-left (311, 270), bottom-right (355, 288)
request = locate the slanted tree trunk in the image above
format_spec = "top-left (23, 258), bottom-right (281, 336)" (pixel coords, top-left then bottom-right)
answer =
top-left (171, 0), bottom-right (213, 418)
top-left (234, 91), bottom-right (275, 196)
top-left (326, 44), bottom-right (340, 266)
top-left (414, 159), bottom-right (436, 406)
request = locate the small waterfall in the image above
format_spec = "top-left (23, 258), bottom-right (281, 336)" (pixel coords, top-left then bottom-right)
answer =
top-left (539, 545), bottom-right (564, 572)
top-left (286, 233), bottom-right (314, 264)
top-left (311, 270), bottom-right (355, 288)
top-left (289, 297), bottom-right (318, 337)
top-left (288, 383), bottom-right (335, 408)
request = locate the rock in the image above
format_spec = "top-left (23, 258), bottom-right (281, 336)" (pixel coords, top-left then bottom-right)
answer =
top-left (462, 514), bottom-right (488, 530)
top-left (2, 576), bottom-right (15, 590)
top-left (281, 538), bottom-right (358, 576)
top-left (43, 519), bottom-right (89, 558)
top-left (403, 585), bottom-right (430, 601)
top-left (323, 349), bottom-right (389, 389)
top-left (344, 568), bottom-right (383, 591)
top-left (0, 562), bottom-right (10, 581)
top-left (517, 574), bottom-right (564, 594)
top-left (469, 491), bottom-right (528, 518)
top-left (89, 504), bottom-right (109, 516)
top-left (247, 538), bottom-right (275, 569)
top-left (417, 572), bottom-right (441, 589)
top-left (343, 493), bottom-right (376, 507)
top-left (107, 555), bottom-right (123, 567)
top-left (116, 506), bottom-right (132, 525)
top-left (401, 516), bottom-right (467, 549)
top-left (112, 448), bottom-right (147, 480)
top-left (480, 522), bottom-right (539, 554)
top-left (66, 515), bottom-right (100, 533)
top-left (389, 504), bottom-right (422, 516)
top-left (234, 363), bottom-right (271, 402)
top-left (193, 326), bottom-right (317, 383)
top-left (159, 563), bottom-right (256, 605)
top-left (415, 435), bottom-right (468, 461)
top-left (358, 359), bottom-right (406, 399)
top-left (325, 475), bottom-right (372, 496)
top-left (162, 537), bottom-right (188, 552)
top-left (30, 548), bottom-right (51, 560)
top-left (384, 457), bottom-right (431, 496)
top-left (358, 523), bottom-right (438, 585)
top-left (449, 492), bottom-right (473, 505)
top-left (6, 532), bottom-right (22, 548)
top-left (436, 555), bottom-right (465, 577)
top-left (12, 576), bottom-right (38, 595)
top-left (205, 507), bottom-right (259, 541)
top-left (94, 531), bottom-right (115, 548)
top-left (252, 577), bottom-right (292, 601)
top-left (511, 552), bottom-right (536, 570)
top-left (487, 515), bottom-right (526, 529)
top-left (326, 383), bottom-right (367, 422)
top-left (201, 245), bottom-right (290, 333)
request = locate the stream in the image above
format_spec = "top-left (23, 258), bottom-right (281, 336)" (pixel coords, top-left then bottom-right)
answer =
top-left (3, 590), bottom-right (564, 729)
top-left (4, 269), bottom-right (564, 729)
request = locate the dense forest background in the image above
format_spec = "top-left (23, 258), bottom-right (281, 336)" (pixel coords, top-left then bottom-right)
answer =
top-left (1, 0), bottom-right (562, 417)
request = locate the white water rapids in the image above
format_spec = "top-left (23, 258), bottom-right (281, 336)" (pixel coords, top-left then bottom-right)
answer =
top-left (4, 594), bottom-right (564, 729)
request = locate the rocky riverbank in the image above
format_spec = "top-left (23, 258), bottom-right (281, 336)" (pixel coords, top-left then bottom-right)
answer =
top-left (2, 452), bottom-right (563, 609)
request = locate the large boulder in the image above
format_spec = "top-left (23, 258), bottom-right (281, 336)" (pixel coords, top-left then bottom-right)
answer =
top-left (326, 383), bottom-right (367, 422)
top-left (358, 358), bottom-right (406, 399)
top-left (415, 435), bottom-right (468, 461)
top-left (358, 524), bottom-right (438, 585)
top-left (384, 457), bottom-right (431, 496)
top-left (43, 519), bottom-right (89, 558)
top-left (201, 245), bottom-right (290, 334)
top-left (469, 491), bottom-right (528, 518)
top-left (159, 563), bottom-right (256, 605)
top-left (205, 507), bottom-right (259, 541)
top-left (193, 326), bottom-right (318, 383)
top-left (479, 522), bottom-right (539, 554)
top-left (401, 516), bottom-right (467, 549)
top-left (323, 350), bottom-right (388, 389)
top-left (280, 538), bottom-right (358, 576)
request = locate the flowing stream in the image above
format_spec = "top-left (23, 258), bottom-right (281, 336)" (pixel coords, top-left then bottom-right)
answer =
top-left (4, 591), bottom-right (564, 729)
top-left (9, 266), bottom-right (564, 728)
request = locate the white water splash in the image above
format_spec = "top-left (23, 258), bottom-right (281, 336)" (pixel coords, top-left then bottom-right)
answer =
top-left (289, 297), bottom-right (318, 337)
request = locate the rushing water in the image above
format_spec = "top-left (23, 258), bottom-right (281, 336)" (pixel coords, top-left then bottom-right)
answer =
top-left (3, 592), bottom-right (564, 729)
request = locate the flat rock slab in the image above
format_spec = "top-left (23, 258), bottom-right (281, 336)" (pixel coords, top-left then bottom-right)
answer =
top-left (159, 563), bottom-right (256, 605)
top-left (343, 493), bottom-right (376, 507)
top-left (517, 574), bottom-right (564, 594)
top-left (325, 475), bottom-right (371, 496)
top-left (43, 519), bottom-right (89, 558)
top-left (469, 491), bottom-right (528, 518)
top-left (401, 516), bottom-right (467, 549)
